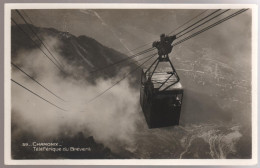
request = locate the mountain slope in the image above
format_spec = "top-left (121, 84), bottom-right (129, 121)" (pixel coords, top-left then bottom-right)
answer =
top-left (11, 24), bottom-right (140, 82)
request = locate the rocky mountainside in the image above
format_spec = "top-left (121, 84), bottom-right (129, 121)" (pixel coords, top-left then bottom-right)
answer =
top-left (11, 24), bottom-right (139, 83)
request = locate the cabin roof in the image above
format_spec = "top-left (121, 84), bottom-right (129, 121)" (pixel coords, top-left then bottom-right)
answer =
top-left (143, 69), bottom-right (183, 91)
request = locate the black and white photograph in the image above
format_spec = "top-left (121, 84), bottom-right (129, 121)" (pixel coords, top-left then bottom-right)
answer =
top-left (4, 3), bottom-right (257, 165)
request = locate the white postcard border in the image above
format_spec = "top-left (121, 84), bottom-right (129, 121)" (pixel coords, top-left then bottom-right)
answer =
top-left (4, 3), bottom-right (258, 165)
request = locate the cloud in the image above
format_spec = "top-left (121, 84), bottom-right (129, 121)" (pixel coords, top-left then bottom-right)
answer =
top-left (11, 35), bottom-right (141, 151)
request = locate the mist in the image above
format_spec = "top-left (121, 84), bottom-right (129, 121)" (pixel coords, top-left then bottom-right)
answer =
top-left (11, 35), bottom-right (141, 151)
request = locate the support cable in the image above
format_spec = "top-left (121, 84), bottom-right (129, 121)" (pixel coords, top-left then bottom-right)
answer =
top-left (126, 9), bottom-right (209, 54)
top-left (11, 18), bottom-right (64, 72)
top-left (176, 9), bottom-right (221, 36)
top-left (173, 9), bottom-right (248, 47)
top-left (125, 42), bottom-right (153, 55)
top-left (86, 53), bottom-right (157, 104)
top-left (177, 9), bottom-right (230, 39)
top-left (21, 10), bottom-right (34, 24)
top-left (11, 79), bottom-right (67, 111)
top-left (168, 9), bottom-right (209, 35)
top-left (86, 52), bottom-right (158, 79)
top-left (15, 10), bottom-right (64, 69)
top-left (89, 47), bottom-right (155, 74)
top-left (11, 62), bottom-right (66, 102)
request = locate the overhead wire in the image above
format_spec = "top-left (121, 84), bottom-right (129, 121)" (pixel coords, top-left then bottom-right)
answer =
top-left (89, 47), bottom-right (155, 74)
top-left (177, 9), bottom-right (230, 39)
top-left (126, 9), bottom-right (209, 54)
top-left (173, 9), bottom-right (248, 47)
top-left (11, 79), bottom-right (67, 111)
top-left (168, 9), bottom-right (209, 35)
top-left (11, 18), bottom-right (64, 72)
top-left (125, 53), bottom-right (159, 66)
top-left (176, 9), bottom-right (221, 36)
top-left (21, 10), bottom-right (34, 24)
top-left (86, 53), bottom-right (157, 104)
top-left (87, 52), bottom-right (158, 79)
top-left (15, 10), bottom-right (64, 69)
top-left (125, 41), bottom-right (153, 55)
top-left (11, 62), bottom-right (66, 102)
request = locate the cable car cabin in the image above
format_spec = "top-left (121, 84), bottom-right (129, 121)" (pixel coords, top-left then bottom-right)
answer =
top-left (140, 68), bottom-right (183, 128)
top-left (140, 33), bottom-right (183, 128)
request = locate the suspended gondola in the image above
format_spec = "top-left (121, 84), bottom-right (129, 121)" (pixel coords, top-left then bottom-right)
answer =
top-left (140, 34), bottom-right (183, 128)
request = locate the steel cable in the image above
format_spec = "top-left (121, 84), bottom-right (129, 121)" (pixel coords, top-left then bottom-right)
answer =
top-left (11, 62), bottom-right (66, 102)
top-left (173, 9), bottom-right (248, 47)
top-left (86, 53), bottom-right (157, 104)
top-left (11, 79), bottom-right (67, 111)
top-left (16, 10), bottom-right (64, 69)
top-left (11, 18), bottom-right (64, 72)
